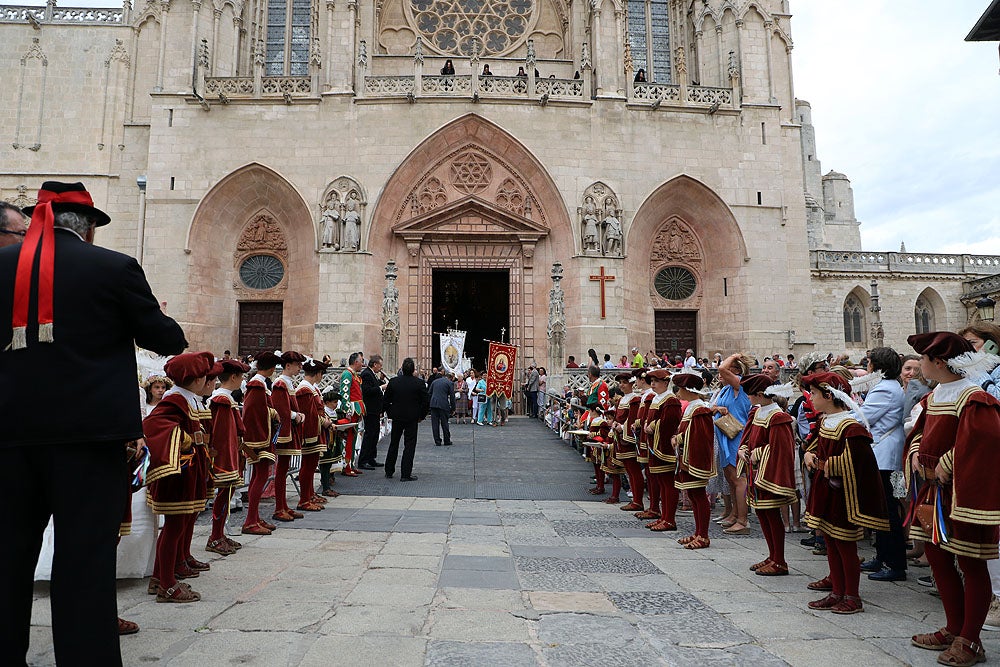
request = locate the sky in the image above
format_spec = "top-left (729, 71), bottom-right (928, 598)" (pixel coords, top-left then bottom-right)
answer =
top-left (791, 1), bottom-right (1000, 254)
top-left (25, 0), bottom-right (1000, 254)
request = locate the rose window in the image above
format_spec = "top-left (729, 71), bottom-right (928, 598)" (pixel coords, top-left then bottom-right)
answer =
top-left (240, 255), bottom-right (285, 290)
top-left (654, 266), bottom-right (697, 301)
top-left (407, 0), bottom-right (536, 57)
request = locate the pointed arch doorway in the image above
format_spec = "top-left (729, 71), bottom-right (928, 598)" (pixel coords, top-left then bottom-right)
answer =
top-left (393, 196), bottom-right (548, 372)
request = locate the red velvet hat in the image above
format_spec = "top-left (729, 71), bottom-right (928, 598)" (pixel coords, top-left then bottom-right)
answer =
top-left (255, 351), bottom-right (280, 370)
top-left (799, 371), bottom-right (851, 394)
top-left (631, 368), bottom-right (646, 379)
top-left (615, 373), bottom-right (634, 384)
top-left (219, 358), bottom-right (251, 375)
top-left (646, 368), bottom-right (670, 381)
top-left (7, 182), bottom-right (110, 350)
top-left (740, 374), bottom-right (773, 396)
top-left (303, 358), bottom-right (329, 374)
top-left (280, 350), bottom-right (307, 364)
top-left (907, 332), bottom-right (975, 360)
top-left (164, 351), bottom-right (215, 385)
top-left (206, 361), bottom-right (225, 378)
top-left (671, 372), bottom-right (705, 391)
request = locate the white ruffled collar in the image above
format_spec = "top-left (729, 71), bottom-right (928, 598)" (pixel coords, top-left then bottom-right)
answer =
top-left (684, 398), bottom-right (708, 417)
top-left (821, 410), bottom-right (852, 429)
top-left (164, 385), bottom-right (204, 411)
top-left (932, 377), bottom-right (977, 404)
top-left (755, 403), bottom-right (780, 419)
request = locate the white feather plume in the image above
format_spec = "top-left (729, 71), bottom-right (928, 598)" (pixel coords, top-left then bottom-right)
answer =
top-left (135, 348), bottom-right (168, 383)
top-left (763, 381), bottom-right (796, 400)
top-left (828, 386), bottom-right (870, 431)
top-left (850, 370), bottom-right (884, 395)
top-left (947, 351), bottom-right (1000, 379)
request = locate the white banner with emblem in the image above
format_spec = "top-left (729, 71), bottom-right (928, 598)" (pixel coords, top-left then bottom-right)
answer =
top-left (439, 330), bottom-right (467, 374)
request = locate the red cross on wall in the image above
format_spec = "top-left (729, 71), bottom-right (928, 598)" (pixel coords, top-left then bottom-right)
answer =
top-left (589, 266), bottom-right (616, 319)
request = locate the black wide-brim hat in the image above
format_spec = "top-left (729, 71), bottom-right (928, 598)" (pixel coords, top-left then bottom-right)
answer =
top-left (22, 181), bottom-right (112, 227)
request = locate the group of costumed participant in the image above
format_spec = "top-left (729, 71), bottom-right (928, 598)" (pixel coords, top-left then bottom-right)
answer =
top-left (137, 349), bottom-right (351, 603)
top-left (579, 335), bottom-right (1000, 666)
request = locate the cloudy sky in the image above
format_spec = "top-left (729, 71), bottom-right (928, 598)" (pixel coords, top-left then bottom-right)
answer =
top-left (791, 1), bottom-right (1000, 254)
top-left (28, 1), bottom-right (1000, 254)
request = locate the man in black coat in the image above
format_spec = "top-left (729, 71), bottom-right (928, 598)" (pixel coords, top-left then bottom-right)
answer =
top-left (358, 354), bottom-right (387, 469)
top-left (382, 357), bottom-right (430, 481)
top-left (428, 372), bottom-right (456, 446)
top-left (0, 182), bottom-right (187, 666)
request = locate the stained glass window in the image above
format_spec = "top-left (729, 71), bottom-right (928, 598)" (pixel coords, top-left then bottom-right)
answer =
top-left (409, 0), bottom-right (535, 56)
top-left (628, 0), bottom-right (671, 84)
top-left (654, 267), bottom-right (696, 301)
top-left (240, 255), bottom-right (285, 290)
top-left (266, 0), bottom-right (311, 76)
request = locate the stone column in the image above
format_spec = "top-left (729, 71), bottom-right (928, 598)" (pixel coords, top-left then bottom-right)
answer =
top-left (591, 3), bottom-right (602, 96)
top-left (155, 0), bottom-right (170, 91)
top-left (764, 20), bottom-right (775, 103)
top-left (547, 262), bottom-right (566, 386)
top-left (526, 39), bottom-right (535, 97)
top-left (715, 24), bottom-right (724, 86)
top-left (325, 0), bottom-right (335, 88)
top-left (190, 0), bottom-right (202, 90)
top-left (356, 39), bottom-right (367, 97)
top-left (211, 7), bottom-right (221, 74)
top-left (381, 260), bottom-right (400, 372)
top-left (413, 37), bottom-right (424, 98)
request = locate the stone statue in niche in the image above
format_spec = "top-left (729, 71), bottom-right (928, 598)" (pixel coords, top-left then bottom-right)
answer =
top-left (602, 202), bottom-right (622, 256)
top-left (321, 204), bottom-right (340, 248)
top-left (581, 198), bottom-right (600, 253)
top-left (341, 196), bottom-right (362, 251)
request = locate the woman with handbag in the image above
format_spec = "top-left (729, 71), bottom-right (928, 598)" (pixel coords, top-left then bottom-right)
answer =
top-left (711, 353), bottom-right (753, 534)
top-left (801, 371), bottom-right (889, 615)
top-left (906, 332), bottom-right (1000, 666)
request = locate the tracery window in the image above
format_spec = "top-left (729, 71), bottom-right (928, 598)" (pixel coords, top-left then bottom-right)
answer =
top-left (914, 297), bottom-right (934, 334)
top-left (265, 0), bottom-right (311, 76)
top-left (627, 0), bottom-right (671, 83)
top-left (408, 0), bottom-right (537, 57)
top-left (843, 294), bottom-right (865, 345)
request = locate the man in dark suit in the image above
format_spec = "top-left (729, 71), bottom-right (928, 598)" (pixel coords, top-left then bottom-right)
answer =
top-left (428, 372), bottom-right (456, 446)
top-left (0, 182), bottom-right (187, 666)
top-left (382, 357), bottom-right (430, 481)
top-left (358, 354), bottom-right (387, 469)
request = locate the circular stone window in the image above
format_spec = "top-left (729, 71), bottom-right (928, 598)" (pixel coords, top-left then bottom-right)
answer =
top-left (407, 0), bottom-right (537, 57)
top-left (654, 266), bottom-right (697, 301)
top-left (239, 255), bottom-right (285, 290)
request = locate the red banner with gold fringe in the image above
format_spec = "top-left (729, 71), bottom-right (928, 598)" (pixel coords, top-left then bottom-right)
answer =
top-left (486, 342), bottom-right (518, 400)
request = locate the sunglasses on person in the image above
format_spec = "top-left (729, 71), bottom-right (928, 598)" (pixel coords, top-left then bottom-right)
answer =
top-left (0, 229), bottom-right (26, 237)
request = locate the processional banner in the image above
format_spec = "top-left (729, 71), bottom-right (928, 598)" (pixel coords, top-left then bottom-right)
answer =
top-left (439, 330), bottom-right (467, 374)
top-left (486, 342), bottom-right (518, 400)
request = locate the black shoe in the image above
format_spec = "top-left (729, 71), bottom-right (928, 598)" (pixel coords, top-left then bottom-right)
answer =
top-left (868, 567), bottom-right (906, 582)
top-left (800, 535), bottom-right (816, 547)
top-left (860, 558), bottom-right (883, 573)
top-left (917, 574), bottom-right (935, 587)
top-left (443, 442), bottom-right (453, 446)
top-left (360, 463), bottom-right (378, 470)
top-left (385, 472), bottom-right (394, 479)
top-left (371, 461), bottom-right (384, 467)
top-left (435, 442), bottom-right (442, 446)
top-left (401, 475), bottom-right (418, 481)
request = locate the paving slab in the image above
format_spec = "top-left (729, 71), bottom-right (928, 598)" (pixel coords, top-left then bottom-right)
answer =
top-left (27, 418), bottom-right (995, 666)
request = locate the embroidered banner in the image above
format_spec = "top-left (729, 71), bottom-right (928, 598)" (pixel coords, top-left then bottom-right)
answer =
top-left (439, 330), bottom-right (467, 374)
top-left (486, 342), bottom-right (518, 399)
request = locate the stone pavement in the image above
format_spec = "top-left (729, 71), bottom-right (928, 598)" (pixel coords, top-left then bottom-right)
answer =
top-left (27, 418), bottom-right (1000, 665)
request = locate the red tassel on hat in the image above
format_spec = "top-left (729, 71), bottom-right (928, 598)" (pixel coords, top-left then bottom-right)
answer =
top-left (9, 188), bottom-right (97, 350)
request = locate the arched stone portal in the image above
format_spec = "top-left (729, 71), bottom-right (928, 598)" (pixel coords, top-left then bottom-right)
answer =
top-left (368, 114), bottom-right (574, 371)
top-left (185, 162), bottom-right (318, 355)
top-left (625, 174), bottom-right (749, 357)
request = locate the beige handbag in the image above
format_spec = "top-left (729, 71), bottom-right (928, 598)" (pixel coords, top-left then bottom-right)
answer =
top-left (714, 413), bottom-right (744, 439)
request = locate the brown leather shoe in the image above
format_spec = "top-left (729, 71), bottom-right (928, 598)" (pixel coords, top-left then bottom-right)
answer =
top-left (118, 617), bottom-right (140, 635)
top-left (312, 495), bottom-right (328, 504)
top-left (186, 557), bottom-right (211, 571)
top-left (807, 575), bottom-right (834, 591)
top-left (322, 489), bottom-right (341, 497)
top-left (259, 519), bottom-right (277, 531)
top-left (912, 628), bottom-right (956, 651)
top-left (206, 538), bottom-right (236, 556)
top-left (272, 509), bottom-right (297, 522)
top-left (620, 502), bottom-right (644, 511)
top-left (225, 537), bottom-right (243, 550)
top-left (241, 522), bottom-right (271, 535)
top-left (296, 502), bottom-right (324, 512)
top-left (146, 577), bottom-right (160, 595)
top-left (807, 593), bottom-right (843, 610)
top-left (174, 563), bottom-right (200, 579)
top-left (288, 509), bottom-right (304, 519)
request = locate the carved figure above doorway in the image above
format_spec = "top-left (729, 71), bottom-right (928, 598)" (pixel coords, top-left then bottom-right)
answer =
top-left (319, 176), bottom-right (367, 251)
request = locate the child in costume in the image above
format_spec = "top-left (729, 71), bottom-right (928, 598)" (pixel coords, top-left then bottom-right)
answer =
top-left (296, 358), bottom-right (332, 511)
top-left (644, 369), bottom-right (683, 532)
top-left (737, 374), bottom-right (798, 576)
top-left (906, 331), bottom-right (1000, 665)
top-left (205, 358), bottom-right (250, 556)
top-left (801, 371), bottom-right (889, 615)
top-left (671, 372), bottom-right (716, 549)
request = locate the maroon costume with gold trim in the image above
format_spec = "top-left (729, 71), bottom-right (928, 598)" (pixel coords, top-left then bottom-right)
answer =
top-left (208, 390), bottom-right (245, 488)
top-left (646, 390), bottom-right (683, 528)
top-left (271, 375), bottom-right (302, 457)
top-left (804, 414), bottom-right (889, 541)
top-left (905, 383), bottom-right (1000, 559)
top-left (242, 376), bottom-right (277, 464)
top-left (739, 405), bottom-right (797, 510)
top-left (144, 393), bottom-right (211, 515)
top-left (674, 400), bottom-right (716, 490)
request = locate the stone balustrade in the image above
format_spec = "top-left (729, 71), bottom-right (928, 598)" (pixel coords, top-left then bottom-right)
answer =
top-left (1, 4), bottom-right (123, 23)
top-left (204, 76), bottom-right (311, 100)
top-left (630, 82), bottom-right (735, 109)
top-left (963, 272), bottom-right (1000, 299)
top-left (811, 250), bottom-right (1000, 276)
top-left (362, 73), bottom-right (584, 101)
